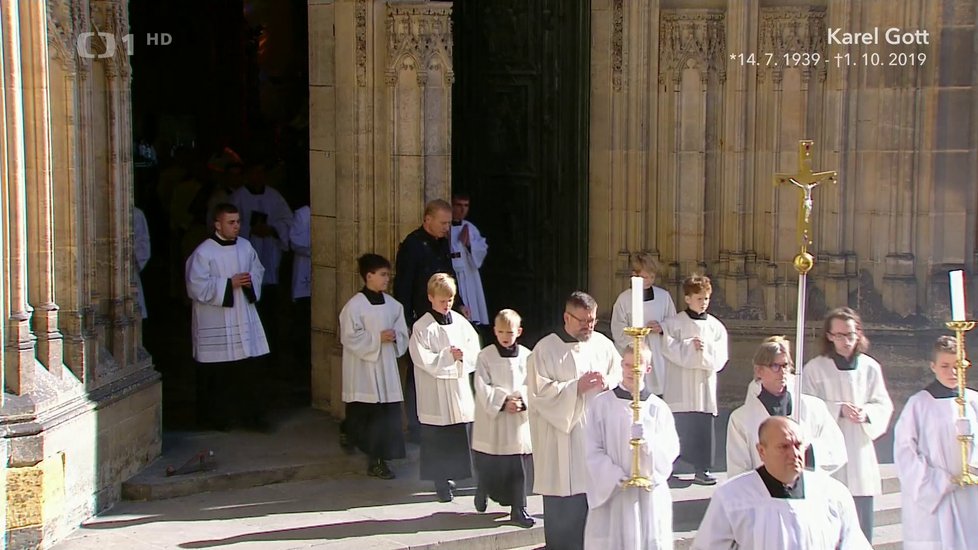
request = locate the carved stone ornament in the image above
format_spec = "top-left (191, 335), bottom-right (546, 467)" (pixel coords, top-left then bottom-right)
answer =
top-left (47, 0), bottom-right (91, 74)
top-left (88, 0), bottom-right (131, 80)
top-left (356, 0), bottom-right (367, 86)
top-left (612, 0), bottom-right (624, 91)
top-left (758, 7), bottom-right (827, 84)
top-left (659, 10), bottom-right (726, 85)
top-left (385, 3), bottom-right (453, 87)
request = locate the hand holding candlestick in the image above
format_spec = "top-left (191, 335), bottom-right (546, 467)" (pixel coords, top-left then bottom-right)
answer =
top-left (622, 326), bottom-right (654, 490)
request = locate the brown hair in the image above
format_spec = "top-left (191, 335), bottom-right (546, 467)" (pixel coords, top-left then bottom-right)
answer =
top-left (565, 291), bottom-right (597, 312)
top-left (819, 307), bottom-right (870, 356)
top-left (629, 252), bottom-right (661, 277)
top-left (423, 199), bottom-right (452, 218)
top-left (933, 335), bottom-right (957, 358)
top-left (682, 274), bottom-right (712, 297)
top-left (426, 272), bottom-right (457, 298)
top-left (752, 337), bottom-right (794, 379)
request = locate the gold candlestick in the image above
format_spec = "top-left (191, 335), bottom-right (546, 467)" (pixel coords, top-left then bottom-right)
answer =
top-left (622, 326), bottom-right (654, 490)
top-left (945, 320), bottom-right (978, 486)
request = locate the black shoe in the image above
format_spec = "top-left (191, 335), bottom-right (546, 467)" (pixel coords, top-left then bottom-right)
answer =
top-left (693, 470), bottom-right (717, 486)
top-left (510, 507), bottom-right (535, 528)
top-left (367, 459), bottom-right (395, 480)
top-left (339, 432), bottom-right (356, 454)
top-left (474, 488), bottom-right (487, 512)
top-left (435, 480), bottom-right (455, 502)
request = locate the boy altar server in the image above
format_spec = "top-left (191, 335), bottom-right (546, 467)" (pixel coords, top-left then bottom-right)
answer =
top-left (610, 252), bottom-right (677, 396)
top-left (727, 337), bottom-right (846, 478)
top-left (409, 273), bottom-right (482, 502)
top-left (339, 253), bottom-right (410, 479)
top-left (692, 416), bottom-right (871, 550)
top-left (584, 342), bottom-right (680, 550)
top-left (660, 274), bottom-right (728, 485)
top-left (803, 307), bottom-right (893, 542)
top-left (471, 309), bottom-right (534, 528)
top-left (894, 335), bottom-right (978, 550)
top-left (527, 291), bottom-right (622, 550)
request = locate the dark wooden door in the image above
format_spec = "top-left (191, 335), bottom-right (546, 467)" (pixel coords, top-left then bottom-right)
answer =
top-left (452, 0), bottom-right (590, 345)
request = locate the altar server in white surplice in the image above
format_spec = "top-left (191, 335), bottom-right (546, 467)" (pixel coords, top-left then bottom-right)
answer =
top-left (610, 252), bottom-right (677, 396)
top-left (339, 253), bottom-right (409, 480)
top-left (449, 194), bottom-right (489, 326)
top-left (803, 307), bottom-right (893, 543)
top-left (894, 335), bottom-right (978, 550)
top-left (692, 416), bottom-right (871, 550)
top-left (409, 273), bottom-right (482, 503)
top-left (727, 337), bottom-right (847, 478)
top-left (660, 274), bottom-right (728, 485)
top-left (186, 203), bottom-right (269, 430)
top-left (584, 342), bottom-right (679, 550)
top-left (133, 207), bottom-right (151, 319)
top-left (471, 309), bottom-right (534, 528)
top-left (527, 291), bottom-right (623, 550)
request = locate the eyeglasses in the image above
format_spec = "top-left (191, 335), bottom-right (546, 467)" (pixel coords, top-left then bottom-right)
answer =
top-left (765, 362), bottom-right (790, 372)
top-left (566, 310), bottom-right (597, 326)
top-left (829, 332), bottom-right (859, 342)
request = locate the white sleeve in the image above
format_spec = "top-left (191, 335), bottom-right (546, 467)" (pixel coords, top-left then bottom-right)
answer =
top-left (339, 300), bottom-right (381, 363)
top-left (725, 409), bottom-right (753, 479)
top-left (690, 490), bottom-right (737, 550)
top-left (809, 399), bottom-right (848, 475)
top-left (289, 208), bottom-right (311, 256)
top-left (860, 361), bottom-right (894, 441)
top-left (475, 352), bottom-right (509, 418)
top-left (526, 349), bottom-right (585, 434)
top-left (610, 293), bottom-right (630, 353)
top-left (467, 223), bottom-right (488, 268)
top-left (409, 324), bottom-right (461, 379)
top-left (893, 396), bottom-right (957, 514)
top-left (185, 250), bottom-right (230, 306)
top-left (584, 400), bottom-right (628, 509)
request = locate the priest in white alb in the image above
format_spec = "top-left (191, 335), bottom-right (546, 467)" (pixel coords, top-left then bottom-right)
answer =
top-left (727, 337), bottom-right (846, 478)
top-left (185, 203), bottom-right (269, 430)
top-left (449, 194), bottom-right (489, 327)
top-left (584, 342), bottom-right (679, 550)
top-left (803, 307), bottom-right (893, 542)
top-left (527, 291), bottom-right (622, 550)
top-left (894, 335), bottom-right (978, 550)
top-left (692, 416), bottom-right (871, 550)
top-left (610, 252), bottom-right (677, 396)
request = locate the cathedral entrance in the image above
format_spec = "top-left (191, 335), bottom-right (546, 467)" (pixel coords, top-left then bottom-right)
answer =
top-left (451, 0), bottom-right (592, 344)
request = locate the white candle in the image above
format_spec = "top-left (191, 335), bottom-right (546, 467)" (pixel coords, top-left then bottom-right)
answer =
top-left (950, 270), bottom-right (967, 321)
top-left (631, 276), bottom-right (644, 327)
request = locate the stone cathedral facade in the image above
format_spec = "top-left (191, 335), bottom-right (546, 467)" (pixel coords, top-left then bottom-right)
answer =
top-left (0, 0), bottom-right (974, 547)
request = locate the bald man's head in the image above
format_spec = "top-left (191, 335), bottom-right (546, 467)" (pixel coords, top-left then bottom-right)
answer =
top-left (755, 416), bottom-right (806, 485)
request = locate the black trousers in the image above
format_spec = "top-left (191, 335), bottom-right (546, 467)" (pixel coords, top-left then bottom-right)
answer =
top-left (195, 356), bottom-right (267, 429)
top-left (341, 402), bottom-right (406, 461)
top-left (542, 493), bottom-right (588, 550)
top-left (401, 355), bottom-right (421, 438)
top-left (674, 411), bottom-right (715, 472)
top-left (853, 495), bottom-right (874, 542)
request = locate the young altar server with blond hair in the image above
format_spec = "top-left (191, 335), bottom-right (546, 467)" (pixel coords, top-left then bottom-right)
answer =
top-left (803, 307), bottom-right (893, 542)
top-left (409, 273), bottom-right (482, 502)
top-left (894, 335), bottom-right (978, 550)
top-left (471, 309), bottom-right (534, 528)
top-left (610, 252), bottom-right (677, 396)
top-left (726, 336), bottom-right (846, 478)
top-left (584, 342), bottom-right (679, 550)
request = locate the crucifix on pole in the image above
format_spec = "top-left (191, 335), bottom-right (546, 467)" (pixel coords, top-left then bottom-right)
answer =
top-left (773, 140), bottom-right (838, 421)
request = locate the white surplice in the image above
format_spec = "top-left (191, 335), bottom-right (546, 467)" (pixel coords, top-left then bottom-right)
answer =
top-left (450, 220), bottom-right (489, 325)
top-left (409, 312), bottom-right (482, 425)
top-left (584, 389), bottom-right (680, 550)
top-left (339, 292), bottom-right (409, 403)
top-left (894, 387), bottom-right (978, 550)
top-left (691, 470), bottom-right (872, 550)
top-left (803, 354), bottom-right (893, 496)
top-left (527, 332), bottom-right (623, 496)
top-left (726, 379), bottom-right (847, 478)
top-left (610, 286), bottom-right (677, 396)
top-left (133, 207), bottom-right (151, 319)
top-left (185, 235), bottom-right (269, 363)
top-left (660, 312), bottom-right (729, 414)
top-left (229, 186), bottom-right (292, 286)
top-left (288, 206), bottom-right (311, 300)
top-left (471, 344), bottom-right (533, 456)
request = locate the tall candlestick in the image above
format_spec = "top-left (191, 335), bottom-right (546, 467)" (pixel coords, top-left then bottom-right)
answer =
top-left (631, 277), bottom-right (644, 327)
top-left (950, 270), bottom-right (967, 321)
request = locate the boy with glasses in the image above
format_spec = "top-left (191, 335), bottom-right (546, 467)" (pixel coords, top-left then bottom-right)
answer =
top-left (803, 307), bottom-right (893, 542)
top-left (726, 337), bottom-right (846, 478)
top-left (660, 274), bottom-right (729, 485)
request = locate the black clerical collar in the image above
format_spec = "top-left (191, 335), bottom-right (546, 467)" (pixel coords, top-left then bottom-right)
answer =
top-left (210, 233), bottom-right (237, 246)
top-left (430, 309), bottom-right (453, 325)
top-left (613, 385), bottom-right (651, 401)
top-left (494, 342), bottom-right (519, 357)
top-left (643, 286), bottom-right (655, 301)
top-left (757, 386), bottom-right (793, 417)
top-left (757, 466), bottom-right (805, 499)
top-left (360, 287), bottom-right (385, 305)
top-left (830, 350), bottom-right (859, 371)
top-left (925, 380), bottom-right (958, 399)
top-left (557, 327), bottom-right (581, 343)
top-left (451, 220), bottom-right (462, 226)
top-left (685, 308), bottom-right (708, 320)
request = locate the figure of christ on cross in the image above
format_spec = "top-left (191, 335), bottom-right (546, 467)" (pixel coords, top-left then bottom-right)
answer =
top-left (775, 140), bottom-right (838, 252)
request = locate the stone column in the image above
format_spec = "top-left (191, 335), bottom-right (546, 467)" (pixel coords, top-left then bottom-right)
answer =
top-left (1, 0), bottom-right (38, 395)
top-left (20, 0), bottom-right (64, 377)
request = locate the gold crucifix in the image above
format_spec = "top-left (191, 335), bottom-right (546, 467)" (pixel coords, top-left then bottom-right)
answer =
top-left (775, 140), bottom-right (837, 273)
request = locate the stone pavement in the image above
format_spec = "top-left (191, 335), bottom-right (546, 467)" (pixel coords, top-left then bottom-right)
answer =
top-left (52, 408), bottom-right (905, 550)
